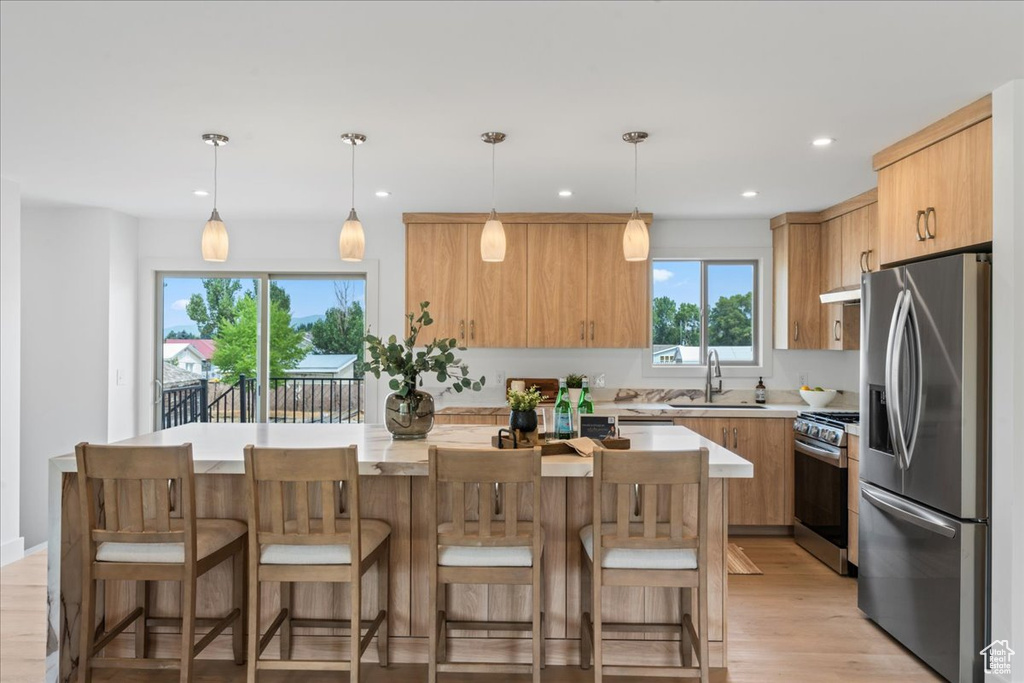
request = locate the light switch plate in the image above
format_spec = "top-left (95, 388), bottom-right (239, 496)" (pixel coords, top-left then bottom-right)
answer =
top-left (798, 372), bottom-right (809, 388)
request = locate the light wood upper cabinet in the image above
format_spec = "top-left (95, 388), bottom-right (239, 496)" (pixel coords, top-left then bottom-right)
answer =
top-left (467, 223), bottom-right (528, 348)
top-left (841, 203), bottom-right (879, 287)
top-left (527, 223), bottom-right (589, 348)
top-left (820, 219), bottom-right (844, 351)
top-left (772, 221), bottom-right (821, 350)
top-left (586, 223), bottom-right (649, 348)
top-left (875, 99), bottom-right (992, 267)
top-left (405, 223), bottom-right (468, 343)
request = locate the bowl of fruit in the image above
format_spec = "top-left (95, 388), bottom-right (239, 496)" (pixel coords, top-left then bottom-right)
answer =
top-left (800, 386), bottom-right (837, 409)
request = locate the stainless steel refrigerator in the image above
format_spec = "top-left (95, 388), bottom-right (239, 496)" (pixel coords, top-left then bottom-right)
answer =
top-left (859, 253), bottom-right (990, 683)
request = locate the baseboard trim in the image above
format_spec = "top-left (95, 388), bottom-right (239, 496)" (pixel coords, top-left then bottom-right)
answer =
top-left (0, 537), bottom-right (25, 566)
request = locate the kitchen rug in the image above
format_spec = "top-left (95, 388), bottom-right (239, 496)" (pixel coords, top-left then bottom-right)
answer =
top-left (727, 543), bottom-right (763, 575)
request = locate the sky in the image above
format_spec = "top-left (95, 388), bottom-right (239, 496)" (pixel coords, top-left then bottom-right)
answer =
top-left (651, 260), bottom-right (754, 306)
top-left (162, 276), bottom-right (366, 335)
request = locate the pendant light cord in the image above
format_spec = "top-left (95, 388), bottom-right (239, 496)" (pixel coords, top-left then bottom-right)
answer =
top-left (633, 141), bottom-right (638, 209)
top-left (213, 143), bottom-right (218, 210)
top-left (351, 142), bottom-right (356, 211)
top-left (491, 142), bottom-right (496, 210)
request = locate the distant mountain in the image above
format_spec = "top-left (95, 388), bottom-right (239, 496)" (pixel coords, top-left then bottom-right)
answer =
top-left (163, 323), bottom-right (200, 337)
top-left (291, 314), bottom-right (325, 328)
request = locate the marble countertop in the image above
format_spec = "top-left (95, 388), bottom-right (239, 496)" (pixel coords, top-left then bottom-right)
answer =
top-left (50, 422), bottom-right (753, 479)
top-left (439, 402), bottom-right (810, 419)
top-left (846, 424), bottom-right (861, 436)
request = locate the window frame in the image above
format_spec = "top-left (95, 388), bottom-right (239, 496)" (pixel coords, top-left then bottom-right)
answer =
top-left (642, 247), bottom-right (772, 379)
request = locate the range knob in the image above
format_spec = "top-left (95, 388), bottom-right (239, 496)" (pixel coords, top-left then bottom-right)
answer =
top-left (809, 426), bottom-right (820, 438)
top-left (827, 431), bottom-right (839, 444)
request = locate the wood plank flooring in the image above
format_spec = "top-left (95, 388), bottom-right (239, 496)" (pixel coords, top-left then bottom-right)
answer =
top-left (0, 537), bottom-right (941, 682)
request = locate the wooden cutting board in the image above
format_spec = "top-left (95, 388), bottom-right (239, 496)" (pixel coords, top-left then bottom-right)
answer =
top-left (505, 377), bottom-right (559, 404)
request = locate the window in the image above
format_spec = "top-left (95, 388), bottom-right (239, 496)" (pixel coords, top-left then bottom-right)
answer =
top-left (651, 259), bottom-right (758, 366)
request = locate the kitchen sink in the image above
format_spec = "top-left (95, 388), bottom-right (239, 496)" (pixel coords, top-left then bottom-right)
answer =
top-left (665, 403), bottom-right (767, 409)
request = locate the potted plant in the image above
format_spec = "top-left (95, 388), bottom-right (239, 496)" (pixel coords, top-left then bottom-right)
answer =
top-left (566, 373), bottom-right (584, 407)
top-left (360, 302), bottom-right (485, 439)
top-left (507, 385), bottom-right (543, 435)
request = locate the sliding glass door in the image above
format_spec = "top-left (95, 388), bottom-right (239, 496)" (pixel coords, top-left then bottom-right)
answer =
top-left (156, 273), bottom-right (366, 429)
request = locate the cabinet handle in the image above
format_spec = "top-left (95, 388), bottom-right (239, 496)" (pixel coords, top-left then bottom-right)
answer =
top-left (865, 249), bottom-right (873, 272)
top-left (580, 321), bottom-right (585, 341)
top-left (470, 319), bottom-right (475, 341)
top-left (590, 321), bottom-right (595, 342)
top-left (722, 428), bottom-right (728, 447)
top-left (733, 427), bottom-right (738, 449)
top-left (915, 210), bottom-right (927, 241)
top-left (459, 320), bottom-right (465, 340)
top-left (924, 207), bottom-right (936, 239)
top-left (794, 321), bottom-right (800, 341)
top-left (834, 320), bottom-right (842, 342)
top-left (860, 251), bottom-right (867, 273)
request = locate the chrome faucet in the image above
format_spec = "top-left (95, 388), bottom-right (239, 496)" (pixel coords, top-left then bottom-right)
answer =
top-left (705, 349), bottom-right (723, 403)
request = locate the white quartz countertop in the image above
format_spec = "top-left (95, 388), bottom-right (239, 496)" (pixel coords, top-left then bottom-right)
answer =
top-left (439, 402), bottom-right (810, 419)
top-left (50, 423), bottom-right (753, 479)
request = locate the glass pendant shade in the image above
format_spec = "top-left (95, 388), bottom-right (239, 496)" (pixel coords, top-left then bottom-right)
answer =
top-left (480, 210), bottom-right (506, 262)
top-left (623, 209), bottom-right (649, 262)
top-left (201, 209), bottom-right (229, 262)
top-left (340, 208), bottom-right (366, 262)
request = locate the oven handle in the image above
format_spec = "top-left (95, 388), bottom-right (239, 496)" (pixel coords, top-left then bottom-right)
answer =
top-left (794, 439), bottom-right (846, 467)
top-left (861, 484), bottom-right (957, 539)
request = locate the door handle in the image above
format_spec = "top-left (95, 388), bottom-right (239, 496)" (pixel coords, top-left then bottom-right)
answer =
top-left (794, 321), bottom-right (799, 341)
top-left (862, 485), bottom-right (957, 538)
top-left (860, 251), bottom-right (867, 274)
top-left (154, 379), bottom-right (163, 405)
top-left (722, 427), bottom-right (728, 447)
top-left (834, 320), bottom-right (842, 342)
top-left (884, 290), bottom-right (907, 470)
top-left (914, 211), bottom-right (927, 241)
top-left (924, 207), bottom-right (936, 239)
top-left (864, 249), bottom-right (872, 272)
top-left (732, 427), bottom-right (738, 449)
top-left (890, 291), bottom-right (915, 470)
top-left (459, 320), bottom-right (465, 341)
top-left (470, 319), bottom-right (475, 341)
top-left (580, 321), bottom-right (585, 341)
top-left (590, 321), bottom-right (595, 342)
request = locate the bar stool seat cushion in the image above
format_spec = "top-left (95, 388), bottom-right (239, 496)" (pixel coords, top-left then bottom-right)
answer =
top-left (580, 524), bottom-right (697, 570)
top-left (96, 519), bottom-right (246, 564)
top-left (260, 518), bottom-right (391, 565)
top-left (437, 522), bottom-right (544, 567)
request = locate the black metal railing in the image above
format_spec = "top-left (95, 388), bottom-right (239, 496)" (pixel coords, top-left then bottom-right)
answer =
top-left (161, 375), bottom-right (364, 429)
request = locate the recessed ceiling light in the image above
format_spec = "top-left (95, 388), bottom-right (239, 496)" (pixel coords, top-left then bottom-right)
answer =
top-left (193, 189), bottom-right (209, 197)
top-left (742, 190), bottom-right (759, 198)
top-left (812, 137), bottom-right (836, 147)
top-left (558, 189), bottom-right (573, 197)
top-left (375, 190), bottom-right (391, 197)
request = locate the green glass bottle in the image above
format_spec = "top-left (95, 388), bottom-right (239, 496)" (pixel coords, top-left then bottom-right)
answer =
top-left (578, 376), bottom-right (594, 416)
top-left (554, 377), bottom-right (574, 439)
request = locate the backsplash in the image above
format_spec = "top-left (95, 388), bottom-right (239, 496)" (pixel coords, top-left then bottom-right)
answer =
top-left (593, 387), bottom-right (859, 409)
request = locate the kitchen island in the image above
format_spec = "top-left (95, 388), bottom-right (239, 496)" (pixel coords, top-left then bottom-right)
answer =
top-left (47, 423), bottom-right (752, 682)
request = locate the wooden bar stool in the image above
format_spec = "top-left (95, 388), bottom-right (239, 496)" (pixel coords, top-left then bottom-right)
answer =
top-left (243, 444), bottom-right (390, 683)
top-left (580, 446), bottom-right (710, 683)
top-left (75, 442), bottom-right (247, 683)
top-left (427, 445), bottom-right (544, 683)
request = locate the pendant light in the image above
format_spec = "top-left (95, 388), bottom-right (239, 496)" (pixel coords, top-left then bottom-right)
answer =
top-left (480, 131), bottom-right (507, 262)
top-left (200, 133), bottom-right (229, 262)
top-left (339, 133), bottom-right (367, 262)
top-left (622, 131), bottom-right (650, 262)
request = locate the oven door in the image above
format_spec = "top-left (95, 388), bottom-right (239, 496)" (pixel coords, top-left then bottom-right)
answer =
top-left (794, 436), bottom-right (848, 548)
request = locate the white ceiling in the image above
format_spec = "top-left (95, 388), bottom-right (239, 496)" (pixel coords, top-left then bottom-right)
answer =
top-left (1, 1), bottom-right (1022, 221)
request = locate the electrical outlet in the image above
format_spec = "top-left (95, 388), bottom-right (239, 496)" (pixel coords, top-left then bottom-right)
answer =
top-left (798, 372), bottom-right (809, 388)
top-left (593, 373), bottom-right (606, 388)
top-left (116, 369), bottom-right (126, 386)
top-left (495, 371), bottom-right (506, 387)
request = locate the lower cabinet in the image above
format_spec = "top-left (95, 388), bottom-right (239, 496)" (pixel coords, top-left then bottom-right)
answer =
top-left (675, 417), bottom-right (791, 526)
top-left (847, 434), bottom-right (860, 566)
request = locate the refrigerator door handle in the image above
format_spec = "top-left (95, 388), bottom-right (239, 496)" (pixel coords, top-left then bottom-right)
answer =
top-left (902, 294), bottom-right (923, 468)
top-left (890, 290), bottom-right (914, 469)
top-left (862, 484), bottom-right (957, 539)
top-left (885, 289), bottom-right (907, 469)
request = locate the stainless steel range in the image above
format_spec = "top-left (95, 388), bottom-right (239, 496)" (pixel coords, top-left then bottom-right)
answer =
top-left (792, 411), bottom-right (858, 575)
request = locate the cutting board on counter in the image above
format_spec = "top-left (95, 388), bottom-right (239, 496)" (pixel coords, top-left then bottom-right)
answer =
top-left (505, 378), bottom-right (559, 404)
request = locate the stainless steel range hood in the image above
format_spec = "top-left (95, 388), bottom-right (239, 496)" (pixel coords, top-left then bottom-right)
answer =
top-left (819, 285), bottom-right (861, 304)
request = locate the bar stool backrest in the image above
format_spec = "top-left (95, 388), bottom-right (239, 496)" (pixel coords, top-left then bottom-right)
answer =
top-left (75, 442), bottom-right (196, 564)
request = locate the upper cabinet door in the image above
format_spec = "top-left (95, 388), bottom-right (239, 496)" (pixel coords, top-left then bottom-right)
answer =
top-left (405, 224), bottom-right (468, 344)
top-left (820, 218), bottom-right (844, 350)
top-left (466, 223), bottom-right (528, 348)
top-left (586, 223), bottom-right (649, 348)
top-left (527, 223), bottom-right (588, 348)
top-left (784, 223), bottom-right (821, 349)
top-left (841, 203), bottom-right (879, 287)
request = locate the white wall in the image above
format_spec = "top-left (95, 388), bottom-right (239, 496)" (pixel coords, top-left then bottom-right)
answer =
top-left (135, 214), bottom-right (858, 422)
top-left (107, 213), bottom-right (138, 441)
top-left (990, 79), bottom-right (1023, 683)
top-left (0, 178), bottom-right (24, 565)
top-left (20, 207), bottom-right (138, 547)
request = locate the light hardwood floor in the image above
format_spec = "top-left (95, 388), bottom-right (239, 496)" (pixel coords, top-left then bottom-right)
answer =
top-left (0, 537), bottom-right (940, 682)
